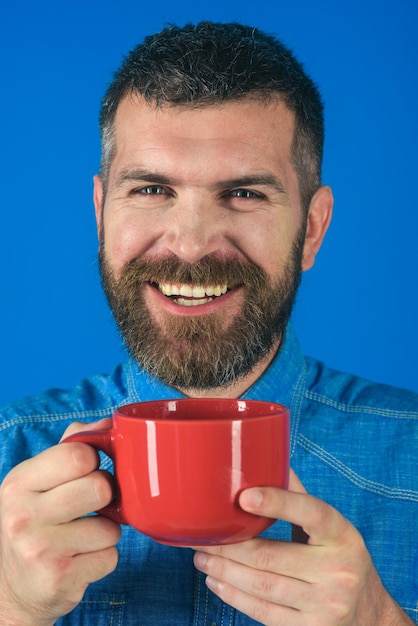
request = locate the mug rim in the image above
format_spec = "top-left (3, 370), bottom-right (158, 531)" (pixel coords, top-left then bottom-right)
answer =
top-left (115, 398), bottom-right (289, 422)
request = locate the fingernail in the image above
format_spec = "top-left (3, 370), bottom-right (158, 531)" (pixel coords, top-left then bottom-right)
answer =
top-left (241, 487), bottom-right (263, 509)
top-left (194, 551), bottom-right (208, 570)
top-left (205, 576), bottom-right (220, 593)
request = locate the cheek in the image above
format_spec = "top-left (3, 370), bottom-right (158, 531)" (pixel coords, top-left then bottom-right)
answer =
top-left (102, 212), bottom-right (158, 269)
top-left (237, 220), bottom-right (294, 277)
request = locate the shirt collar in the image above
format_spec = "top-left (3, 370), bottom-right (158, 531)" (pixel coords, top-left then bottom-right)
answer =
top-left (126, 322), bottom-right (306, 405)
top-left (240, 323), bottom-right (306, 406)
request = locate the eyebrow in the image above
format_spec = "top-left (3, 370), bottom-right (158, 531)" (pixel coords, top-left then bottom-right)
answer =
top-left (213, 174), bottom-right (287, 196)
top-left (113, 168), bottom-right (288, 196)
top-left (113, 168), bottom-right (173, 189)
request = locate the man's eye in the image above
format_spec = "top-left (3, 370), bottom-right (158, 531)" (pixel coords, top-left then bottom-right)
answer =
top-left (136, 185), bottom-right (167, 195)
top-left (230, 189), bottom-right (262, 199)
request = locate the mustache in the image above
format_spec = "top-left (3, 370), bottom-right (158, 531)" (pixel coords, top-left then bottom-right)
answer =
top-left (107, 254), bottom-right (270, 291)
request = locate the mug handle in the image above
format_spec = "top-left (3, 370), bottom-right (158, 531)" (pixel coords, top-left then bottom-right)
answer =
top-left (62, 428), bottom-right (127, 525)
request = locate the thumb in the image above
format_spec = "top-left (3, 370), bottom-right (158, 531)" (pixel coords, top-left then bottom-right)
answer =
top-left (288, 468), bottom-right (308, 494)
top-left (288, 469), bottom-right (310, 544)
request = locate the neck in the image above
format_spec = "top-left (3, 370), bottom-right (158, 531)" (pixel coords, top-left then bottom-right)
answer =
top-left (178, 338), bottom-right (282, 399)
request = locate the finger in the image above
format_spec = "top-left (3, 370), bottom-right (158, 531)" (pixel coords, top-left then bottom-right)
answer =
top-left (197, 537), bottom-right (325, 582)
top-left (59, 516), bottom-right (121, 556)
top-left (73, 545), bottom-right (119, 586)
top-left (14, 515), bottom-right (121, 564)
top-left (239, 486), bottom-right (353, 546)
top-left (203, 576), bottom-right (303, 626)
top-left (60, 418), bottom-right (113, 441)
top-left (288, 468), bottom-right (307, 494)
top-left (288, 470), bottom-right (310, 543)
top-left (39, 470), bottom-right (116, 524)
top-left (194, 548), bottom-right (314, 612)
top-left (3, 442), bottom-right (100, 493)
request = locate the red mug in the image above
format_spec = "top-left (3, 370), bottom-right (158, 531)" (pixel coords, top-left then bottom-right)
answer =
top-left (63, 398), bottom-right (289, 546)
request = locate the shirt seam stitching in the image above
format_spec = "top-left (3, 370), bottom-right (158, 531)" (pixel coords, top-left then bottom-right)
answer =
top-left (0, 407), bottom-right (119, 431)
top-left (305, 390), bottom-right (418, 419)
top-left (298, 433), bottom-right (418, 501)
top-left (289, 360), bottom-right (307, 458)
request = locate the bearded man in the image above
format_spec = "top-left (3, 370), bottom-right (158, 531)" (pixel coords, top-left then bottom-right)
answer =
top-left (0, 21), bottom-right (416, 625)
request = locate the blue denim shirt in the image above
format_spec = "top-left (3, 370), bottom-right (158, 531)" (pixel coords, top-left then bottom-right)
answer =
top-left (1, 324), bottom-right (417, 624)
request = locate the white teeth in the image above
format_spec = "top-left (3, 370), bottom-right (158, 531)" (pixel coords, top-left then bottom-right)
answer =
top-left (160, 284), bottom-right (176, 296)
top-left (179, 284), bottom-right (193, 297)
top-left (191, 286), bottom-right (206, 298)
top-left (176, 297), bottom-right (212, 307)
top-left (158, 283), bottom-right (227, 300)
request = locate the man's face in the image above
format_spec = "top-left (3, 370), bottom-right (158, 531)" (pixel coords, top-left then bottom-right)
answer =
top-left (94, 96), bottom-right (330, 394)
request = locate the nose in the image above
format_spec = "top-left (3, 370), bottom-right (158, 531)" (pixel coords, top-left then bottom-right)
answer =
top-left (162, 191), bottom-right (223, 264)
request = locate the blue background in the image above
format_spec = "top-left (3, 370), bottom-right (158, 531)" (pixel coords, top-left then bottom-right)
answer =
top-left (1, 0), bottom-right (417, 405)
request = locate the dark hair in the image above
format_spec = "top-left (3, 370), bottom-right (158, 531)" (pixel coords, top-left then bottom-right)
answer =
top-left (100, 21), bottom-right (324, 212)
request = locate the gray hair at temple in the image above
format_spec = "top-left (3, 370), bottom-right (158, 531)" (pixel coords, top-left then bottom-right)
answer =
top-left (99, 21), bottom-right (324, 213)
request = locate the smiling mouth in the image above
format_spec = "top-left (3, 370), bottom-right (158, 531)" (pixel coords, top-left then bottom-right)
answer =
top-left (155, 282), bottom-right (229, 307)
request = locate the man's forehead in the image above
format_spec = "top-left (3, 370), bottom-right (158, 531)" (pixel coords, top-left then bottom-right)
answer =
top-left (114, 92), bottom-right (296, 129)
top-left (111, 94), bottom-right (297, 171)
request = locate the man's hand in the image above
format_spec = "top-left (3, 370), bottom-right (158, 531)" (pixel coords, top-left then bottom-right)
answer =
top-left (0, 420), bottom-right (121, 626)
top-left (194, 470), bottom-right (413, 625)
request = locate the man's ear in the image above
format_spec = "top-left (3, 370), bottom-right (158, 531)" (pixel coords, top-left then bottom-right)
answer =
top-left (93, 174), bottom-right (104, 242)
top-left (302, 185), bottom-right (333, 271)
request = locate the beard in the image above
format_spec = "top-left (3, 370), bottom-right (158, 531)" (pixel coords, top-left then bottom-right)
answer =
top-left (99, 231), bottom-right (305, 392)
